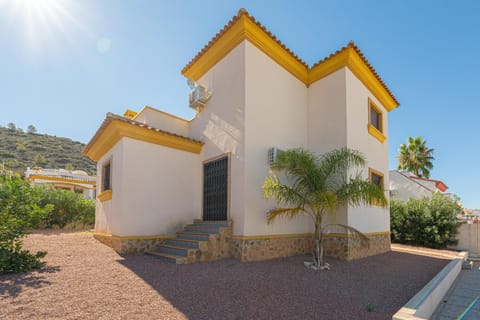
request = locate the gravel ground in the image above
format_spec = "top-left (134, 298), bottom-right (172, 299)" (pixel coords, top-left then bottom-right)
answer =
top-left (0, 230), bottom-right (450, 320)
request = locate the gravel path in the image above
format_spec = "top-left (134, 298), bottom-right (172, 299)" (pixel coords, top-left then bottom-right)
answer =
top-left (1, 230), bottom-right (450, 320)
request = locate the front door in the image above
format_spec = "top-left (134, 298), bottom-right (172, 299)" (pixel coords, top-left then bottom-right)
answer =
top-left (203, 156), bottom-right (228, 221)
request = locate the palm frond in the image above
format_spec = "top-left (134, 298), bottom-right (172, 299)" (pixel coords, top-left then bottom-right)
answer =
top-left (319, 148), bottom-right (366, 186)
top-left (337, 176), bottom-right (388, 208)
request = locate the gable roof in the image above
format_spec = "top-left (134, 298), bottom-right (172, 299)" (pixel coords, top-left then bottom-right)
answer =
top-left (83, 113), bottom-right (203, 161)
top-left (393, 170), bottom-right (448, 193)
top-left (182, 9), bottom-right (399, 111)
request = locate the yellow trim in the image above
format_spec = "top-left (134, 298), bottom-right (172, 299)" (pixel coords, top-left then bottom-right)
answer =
top-left (97, 189), bottom-right (112, 202)
top-left (232, 233), bottom-right (313, 240)
top-left (123, 109), bottom-right (138, 119)
top-left (324, 231), bottom-right (390, 238)
top-left (232, 231), bottom-right (390, 240)
top-left (183, 14), bottom-right (309, 84)
top-left (182, 15), bottom-right (398, 111)
top-left (27, 174), bottom-right (96, 185)
top-left (94, 232), bottom-right (175, 241)
top-left (369, 168), bottom-right (385, 206)
top-left (368, 124), bottom-right (387, 143)
top-left (84, 119), bottom-right (203, 161)
top-left (133, 106), bottom-right (191, 123)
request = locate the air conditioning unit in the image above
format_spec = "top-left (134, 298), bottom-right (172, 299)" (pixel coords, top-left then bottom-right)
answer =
top-left (189, 85), bottom-right (212, 112)
top-left (268, 147), bottom-right (284, 166)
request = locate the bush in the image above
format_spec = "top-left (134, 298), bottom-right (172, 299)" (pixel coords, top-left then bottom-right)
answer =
top-left (38, 187), bottom-right (95, 229)
top-left (0, 174), bottom-right (52, 275)
top-left (390, 194), bottom-right (461, 248)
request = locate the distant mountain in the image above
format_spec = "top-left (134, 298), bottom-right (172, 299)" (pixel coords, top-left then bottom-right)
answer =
top-left (0, 127), bottom-right (96, 175)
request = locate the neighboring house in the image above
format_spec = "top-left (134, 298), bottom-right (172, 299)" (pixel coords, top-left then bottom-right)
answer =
top-left (389, 170), bottom-right (448, 202)
top-left (25, 167), bottom-right (96, 199)
top-left (83, 9), bottom-right (399, 262)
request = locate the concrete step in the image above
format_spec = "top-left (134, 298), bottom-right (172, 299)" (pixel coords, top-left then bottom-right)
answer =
top-left (193, 219), bottom-right (230, 227)
top-left (165, 238), bottom-right (200, 249)
top-left (184, 225), bottom-right (220, 234)
top-left (156, 244), bottom-right (193, 257)
top-left (146, 251), bottom-right (186, 264)
top-left (176, 231), bottom-right (211, 241)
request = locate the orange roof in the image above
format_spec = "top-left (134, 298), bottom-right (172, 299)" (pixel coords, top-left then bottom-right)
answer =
top-left (182, 9), bottom-right (399, 111)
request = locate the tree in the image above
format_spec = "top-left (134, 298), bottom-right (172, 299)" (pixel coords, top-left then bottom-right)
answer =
top-left (6, 123), bottom-right (16, 131)
top-left (65, 163), bottom-right (74, 171)
top-left (27, 125), bottom-right (37, 134)
top-left (0, 174), bottom-right (52, 274)
top-left (390, 195), bottom-right (460, 248)
top-left (397, 136), bottom-right (434, 178)
top-left (35, 154), bottom-right (47, 166)
top-left (262, 148), bottom-right (387, 270)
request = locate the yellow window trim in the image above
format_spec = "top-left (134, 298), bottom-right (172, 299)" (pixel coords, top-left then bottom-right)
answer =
top-left (368, 98), bottom-right (386, 143)
top-left (97, 189), bottom-right (112, 202)
top-left (368, 124), bottom-right (387, 143)
top-left (182, 13), bottom-right (398, 112)
top-left (369, 168), bottom-right (385, 206)
top-left (101, 159), bottom-right (112, 193)
top-left (84, 119), bottom-right (203, 161)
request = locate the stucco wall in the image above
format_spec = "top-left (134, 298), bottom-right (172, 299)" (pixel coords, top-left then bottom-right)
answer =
top-left (243, 41), bottom-right (312, 236)
top-left (307, 68), bottom-right (348, 226)
top-left (389, 170), bottom-right (434, 202)
top-left (344, 68), bottom-right (390, 233)
top-left (189, 42), bottom-right (246, 235)
top-left (134, 107), bottom-right (189, 137)
top-left (451, 223), bottom-right (480, 258)
top-left (115, 137), bottom-right (201, 236)
top-left (95, 140), bottom-right (125, 235)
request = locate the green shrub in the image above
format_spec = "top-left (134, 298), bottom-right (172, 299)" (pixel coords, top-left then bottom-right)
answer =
top-left (38, 187), bottom-right (95, 229)
top-left (390, 194), bottom-right (461, 248)
top-left (0, 174), bottom-right (52, 275)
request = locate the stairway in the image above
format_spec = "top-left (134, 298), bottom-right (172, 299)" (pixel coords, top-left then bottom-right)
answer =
top-left (146, 220), bottom-right (232, 264)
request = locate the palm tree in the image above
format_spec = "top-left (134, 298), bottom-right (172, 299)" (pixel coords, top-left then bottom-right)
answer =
top-left (262, 148), bottom-right (387, 270)
top-left (397, 136), bottom-right (434, 178)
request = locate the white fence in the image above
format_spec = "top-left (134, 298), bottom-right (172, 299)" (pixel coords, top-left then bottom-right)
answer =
top-left (450, 223), bottom-right (480, 258)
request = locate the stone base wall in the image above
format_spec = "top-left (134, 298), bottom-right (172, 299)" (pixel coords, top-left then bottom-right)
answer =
top-left (196, 222), bottom-right (233, 262)
top-left (323, 232), bottom-right (391, 261)
top-left (231, 234), bottom-right (314, 262)
top-left (93, 233), bottom-right (172, 254)
top-left (231, 232), bottom-right (390, 262)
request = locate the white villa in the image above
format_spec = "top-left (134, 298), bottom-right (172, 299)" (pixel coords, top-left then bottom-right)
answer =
top-left (389, 170), bottom-right (449, 202)
top-left (25, 167), bottom-right (96, 199)
top-left (84, 9), bottom-right (399, 263)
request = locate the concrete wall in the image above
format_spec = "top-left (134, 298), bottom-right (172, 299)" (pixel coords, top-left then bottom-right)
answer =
top-left (243, 41), bottom-right (312, 236)
top-left (451, 223), bottom-right (480, 258)
top-left (345, 68), bottom-right (390, 233)
top-left (189, 42), bottom-right (246, 235)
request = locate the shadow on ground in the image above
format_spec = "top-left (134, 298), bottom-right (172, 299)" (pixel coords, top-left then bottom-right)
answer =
top-left (0, 265), bottom-right (61, 298)
top-left (118, 251), bottom-right (449, 320)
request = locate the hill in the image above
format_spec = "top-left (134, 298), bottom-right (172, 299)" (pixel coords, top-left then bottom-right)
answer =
top-left (0, 127), bottom-right (96, 175)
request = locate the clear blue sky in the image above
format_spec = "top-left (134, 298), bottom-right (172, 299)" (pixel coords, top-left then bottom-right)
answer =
top-left (1, 1), bottom-right (479, 208)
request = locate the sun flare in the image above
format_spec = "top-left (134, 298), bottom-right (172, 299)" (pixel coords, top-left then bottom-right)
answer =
top-left (1, 0), bottom-right (89, 52)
